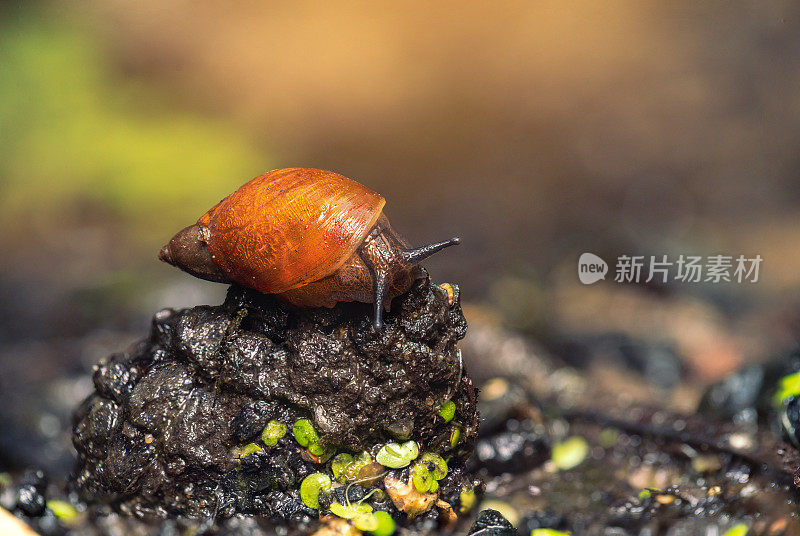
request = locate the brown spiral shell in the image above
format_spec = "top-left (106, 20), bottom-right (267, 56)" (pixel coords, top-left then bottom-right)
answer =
top-left (197, 167), bottom-right (385, 294)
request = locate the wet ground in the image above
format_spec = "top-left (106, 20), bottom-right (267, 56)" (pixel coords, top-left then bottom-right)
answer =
top-left (2, 282), bottom-right (800, 535)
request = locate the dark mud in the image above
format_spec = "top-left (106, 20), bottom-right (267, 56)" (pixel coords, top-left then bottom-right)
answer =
top-left (6, 286), bottom-right (800, 535)
top-left (70, 278), bottom-right (479, 529)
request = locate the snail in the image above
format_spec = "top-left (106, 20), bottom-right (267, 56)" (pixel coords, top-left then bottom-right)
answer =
top-left (159, 167), bottom-right (459, 329)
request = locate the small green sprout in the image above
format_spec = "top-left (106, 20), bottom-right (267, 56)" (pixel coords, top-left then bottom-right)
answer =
top-left (293, 419), bottom-right (320, 447)
top-left (330, 501), bottom-right (373, 519)
top-left (354, 512), bottom-right (380, 532)
top-left (438, 401), bottom-right (456, 422)
top-left (551, 436), bottom-right (589, 471)
top-left (354, 450), bottom-right (373, 465)
top-left (411, 453), bottom-right (448, 493)
top-left (261, 420), bottom-right (287, 446)
top-left (308, 440), bottom-right (334, 459)
top-left (638, 489), bottom-right (652, 500)
top-left (331, 453), bottom-right (354, 481)
top-left (450, 424), bottom-right (462, 448)
top-left (376, 441), bottom-right (419, 468)
top-left (420, 453), bottom-right (448, 479)
top-left (370, 511), bottom-right (396, 536)
top-left (300, 472), bottom-right (331, 509)
top-left (459, 487), bottom-right (476, 513)
top-left (240, 443), bottom-right (263, 458)
top-left (775, 372), bottom-right (800, 407)
top-left (338, 451), bottom-right (374, 481)
top-left (531, 530), bottom-right (571, 536)
top-left (47, 500), bottom-right (79, 522)
top-left (412, 464), bottom-right (434, 493)
top-left (722, 524), bottom-right (748, 536)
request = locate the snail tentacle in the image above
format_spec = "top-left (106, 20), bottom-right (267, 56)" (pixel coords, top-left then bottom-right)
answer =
top-left (402, 237), bottom-right (461, 265)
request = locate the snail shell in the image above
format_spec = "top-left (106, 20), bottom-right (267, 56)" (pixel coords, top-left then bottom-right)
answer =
top-left (159, 168), bottom-right (459, 329)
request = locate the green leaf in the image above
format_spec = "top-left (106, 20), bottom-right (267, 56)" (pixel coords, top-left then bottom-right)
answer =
top-left (376, 441), bottom-right (419, 468)
top-left (354, 512), bottom-right (379, 532)
top-left (722, 524), bottom-right (748, 536)
top-left (370, 511), bottom-right (396, 536)
top-left (412, 464), bottom-right (434, 493)
top-left (551, 436), bottom-right (589, 471)
top-left (300, 473), bottom-right (331, 509)
top-left (438, 401), bottom-right (456, 422)
top-left (47, 500), bottom-right (79, 522)
top-left (775, 372), bottom-right (800, 407)
top-left (329, 501), bottom-right (372, 519)
top-left (240, 443), bottom-right (263, 458)
top-left (331, 453), bottom-right (354, 482)
top-left (292, 419), bottom-right (320, 447)
top-left (420, 452), bottom-right (448, 480)
top-left (261, 420), bottom-right (287, 446)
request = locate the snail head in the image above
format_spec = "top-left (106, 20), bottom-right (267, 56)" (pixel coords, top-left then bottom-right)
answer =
top-left (159, 224), bottom-right (230, 284)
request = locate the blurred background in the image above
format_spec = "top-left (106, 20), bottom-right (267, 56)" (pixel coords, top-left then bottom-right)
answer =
top-left (2, 0), bottom-right (800, 476)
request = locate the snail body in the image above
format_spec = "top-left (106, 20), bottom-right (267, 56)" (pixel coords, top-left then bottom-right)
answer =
top-left (159, 168), bottom-right (459, 328)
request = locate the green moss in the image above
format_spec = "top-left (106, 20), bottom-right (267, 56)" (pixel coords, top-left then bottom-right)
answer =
top-left (300, 473), bottom-right (331, 509)
top-left (261, 420), bottom-right (287, 446)
top-left (438, 401), bottom-right (456, 422)
top-left (638, 489), bottom-right (652, 500)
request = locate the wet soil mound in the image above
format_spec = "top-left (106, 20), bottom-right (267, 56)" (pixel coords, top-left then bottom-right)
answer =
top-left (71, 278), bottom-right (479, 525)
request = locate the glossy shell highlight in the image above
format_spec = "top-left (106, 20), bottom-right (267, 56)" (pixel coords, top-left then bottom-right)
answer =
top-left (198, 168), bottom-right (385, 294)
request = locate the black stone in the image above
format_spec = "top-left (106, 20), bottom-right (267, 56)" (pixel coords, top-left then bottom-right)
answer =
top-left (15, 469), bottom-right (47, 517)
top-left (518, 510), bottom-right (564, 534)
top-left (16, 483), bottom-right (46, 517)
top-left (781, 395), bottom-right (800, 446)
top-left (471, 425), bottom-right (549, 476)
top-left (467, 509), bottom-right (518, 536)
top-left (698, 364), bottom-right (765, 423)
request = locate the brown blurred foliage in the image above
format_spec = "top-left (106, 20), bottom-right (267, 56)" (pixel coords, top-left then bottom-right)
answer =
top-left (2, 0), bottom-right (800, 342)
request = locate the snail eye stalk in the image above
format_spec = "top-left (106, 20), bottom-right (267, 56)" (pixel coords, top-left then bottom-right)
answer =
top-left (402, 237), bottom-right (461, 265)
